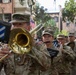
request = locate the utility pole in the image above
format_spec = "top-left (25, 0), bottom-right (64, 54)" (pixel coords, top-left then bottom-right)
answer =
top-left (54, 0), bottom-right (56, 11)
top-left (59, 5), bottom-right (63, 32)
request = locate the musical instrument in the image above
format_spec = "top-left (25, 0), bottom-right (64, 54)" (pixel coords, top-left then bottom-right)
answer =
top-left (0, 24), bottom-right (43, 61)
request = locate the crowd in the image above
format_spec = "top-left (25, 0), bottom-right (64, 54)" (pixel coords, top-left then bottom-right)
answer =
top-left (0, 12), bottom-right (76, 75)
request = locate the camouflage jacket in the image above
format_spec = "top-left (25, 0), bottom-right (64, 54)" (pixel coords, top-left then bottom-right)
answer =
top-left (66, 41), bottom-right (76, 53)
top-left (66, 41), bottom-right (76, 75)
top-left (0, 44), bottom-right (51, 75)
top-left (40, 43), bottom-right (61, 75)
top-left (55, 45), bottom-right (76, 75)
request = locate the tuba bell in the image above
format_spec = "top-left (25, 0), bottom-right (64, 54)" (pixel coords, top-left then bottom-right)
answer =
top-left (9, 28), bottom-right (33, 54)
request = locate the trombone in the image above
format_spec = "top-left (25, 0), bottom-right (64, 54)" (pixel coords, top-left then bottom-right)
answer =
top-left (0, 24), bottom-right (44, 61)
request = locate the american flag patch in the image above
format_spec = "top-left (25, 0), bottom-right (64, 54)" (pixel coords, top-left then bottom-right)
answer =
top-left (0, 25), bottom-right (6, 39)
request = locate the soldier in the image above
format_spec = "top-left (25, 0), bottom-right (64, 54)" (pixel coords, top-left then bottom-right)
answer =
top-left (67, 32), bottom-right (76, 52)
top-left (67, 32), bottom-right (76, 75)
top-left (41, 29), bottom-right (61, 75)
top-left (0, 13), bottom-right (51, 75)
top-left (56, 34), bottom-right (76, 75)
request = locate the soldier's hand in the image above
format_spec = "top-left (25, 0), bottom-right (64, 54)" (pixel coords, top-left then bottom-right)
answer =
top-left (0, 44), bottom-right (11, 59)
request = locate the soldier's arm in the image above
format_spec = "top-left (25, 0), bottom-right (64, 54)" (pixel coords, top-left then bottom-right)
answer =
top-left (28, 45), bottom-right (51, 70)
top-left (62, 46), bottom-right (76, 60)
top-left (52, 51), bottom-right (61, 63)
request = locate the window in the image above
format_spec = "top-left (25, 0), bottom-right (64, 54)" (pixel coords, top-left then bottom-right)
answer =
top-left (0, 14), bottom-right (11, 22)
top-left (4, 14), bottom-right (11, 22)
top-left (2, 0), bottom-right (11, 3)
top-left (54, 16), bottom-right (58, 22)
top-left (66, 21), bottom-right (70, 26)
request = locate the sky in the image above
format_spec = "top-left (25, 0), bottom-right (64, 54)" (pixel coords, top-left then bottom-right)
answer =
top-left (37, 0), bottom-right (69, 12)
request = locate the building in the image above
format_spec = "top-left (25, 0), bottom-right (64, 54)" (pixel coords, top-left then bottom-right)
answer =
top-left (0, 0), bottom-right (13, 22)
top-left (14, 0), bottom-right (30, 14)
top-left (0, 0), bottom-right (36, 22)
top-left (14, 0), bottom-right (36, 14)
top-left (48, 11), bottom-right (76, 34)
top-left (48, 11), bottom-right (59, 29)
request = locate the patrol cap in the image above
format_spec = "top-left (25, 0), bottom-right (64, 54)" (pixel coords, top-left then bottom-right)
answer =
top-left (42, 29), bottom-right (54, 36)
top-left (57, 34), bottom-right (65, 39)
top-left (10, 13), bottom-right (30, 23)
top-left (68, 32), bottom-right (75, 37)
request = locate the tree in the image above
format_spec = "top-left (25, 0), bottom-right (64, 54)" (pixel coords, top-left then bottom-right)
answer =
top-left (59, 30), bottom-right (69, 36)
top-left (62, 0), bottom-right (76, 22)
top-left (45, 19), bottom-right (59, 37)
top-left (34, 3), bottom-right (59, 37)
top-left (34, 4), bottom-right (51, 24)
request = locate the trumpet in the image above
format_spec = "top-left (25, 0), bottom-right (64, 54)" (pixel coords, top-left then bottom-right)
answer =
top-left (0, 24), bottom-right (43, 61)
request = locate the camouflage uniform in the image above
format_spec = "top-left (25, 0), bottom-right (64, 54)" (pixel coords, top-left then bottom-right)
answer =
top-left (0, 43), bottom-right (51, 75)
top-left (40, 43), bottom-right (61, 75)
top-left (56, 45), bottom-right (76, 75)
top-left (67, 41), bottom-right (76, 52)
top-left (66, 41), bottom-right (76, 75)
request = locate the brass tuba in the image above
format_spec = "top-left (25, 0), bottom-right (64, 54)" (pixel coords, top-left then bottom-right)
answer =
top-left (9, 28), bottom-right (32, 54)
top-left (0, 24), bottom-right (43, 61)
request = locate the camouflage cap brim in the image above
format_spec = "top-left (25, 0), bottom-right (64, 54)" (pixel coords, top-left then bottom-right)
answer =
top-left (10, 13), bottom-right (30, 23)
top-left (10, 20), bottom-right (26, 23)
top-left (57, 34), bottom-right (65, 38)
top-left (42, 32), bottom-right (52, 36)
